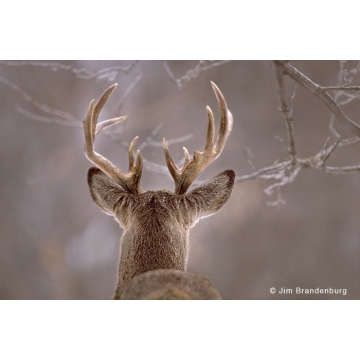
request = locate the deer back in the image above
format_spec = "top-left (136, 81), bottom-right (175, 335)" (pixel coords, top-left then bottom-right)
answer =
top-left (120, 269), bottom-right (222, 300)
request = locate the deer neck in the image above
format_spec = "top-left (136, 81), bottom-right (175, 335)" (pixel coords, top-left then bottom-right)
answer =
top-left (113, 214), bottom-right (189, 299)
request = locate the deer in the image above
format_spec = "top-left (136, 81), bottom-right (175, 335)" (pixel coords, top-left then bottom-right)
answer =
top-left (83, 81), bottom-right (235, 299)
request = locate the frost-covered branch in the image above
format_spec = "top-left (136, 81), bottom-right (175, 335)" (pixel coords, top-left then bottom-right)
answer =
top-left (235, 61), bottom-right (360, 204)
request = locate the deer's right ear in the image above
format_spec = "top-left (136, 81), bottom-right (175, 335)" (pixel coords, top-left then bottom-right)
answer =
top-left (183, 169), bottom-right (235, 226)
top-left (87, 167), bottom-right (127, 215)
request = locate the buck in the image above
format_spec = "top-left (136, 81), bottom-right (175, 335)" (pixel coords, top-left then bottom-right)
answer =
top-left (83, 82), bottom-right (235, 299)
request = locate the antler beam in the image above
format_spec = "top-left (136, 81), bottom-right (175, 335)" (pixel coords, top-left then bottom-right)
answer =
top-left (163, 81), bottom-right (233, 195)
top-left (83, 83), bottom-right (143, 194)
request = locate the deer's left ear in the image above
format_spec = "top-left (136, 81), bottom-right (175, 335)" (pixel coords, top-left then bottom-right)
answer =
top-left (87, 167), bottom-right (128, 215)
top-left (182, 170), bottom-right (235, 226)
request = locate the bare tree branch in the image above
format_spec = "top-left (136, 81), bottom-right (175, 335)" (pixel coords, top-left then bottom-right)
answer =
top-left (0, 60), bottom-right (138, 80)
top-left (115, 74), bottom-right (143, 113)
top-left (4, 60), bottom-right (360, 205)
top-left (324, 165), bottom-right (360, 174)
top-left (322, 85), bottom-right (360, 90)
top-left (273, 60), bottom-right (360, 137)
top-left (235, 161), bottom-right (291, 182)
top-left (0, 72), bottom-right (143, 130)
top-left (164, 60), bottom-right (230, 88)
top-left (235, 61), bottom-right (360, 205)
top-left (274, 63), bottom-right (297, 164)
top-left (266, 188), bottom-right (286, 207)
top-left (0, 74), bottom-right (81, 126)
top-left (0, 66), bottom-right (195, 182)
top-left (15, 106), bottom-right (82, 127)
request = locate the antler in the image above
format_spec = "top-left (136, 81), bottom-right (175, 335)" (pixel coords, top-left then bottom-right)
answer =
top-left (163, 81), bottom-right (233, 195)
top-left (83, 83), bottom-right (143, 194)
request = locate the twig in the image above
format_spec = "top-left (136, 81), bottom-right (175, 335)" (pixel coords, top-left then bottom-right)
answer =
top-left (0, 73), bottom-right (142, 130)
top-left (115, 74), bottom-right (143, 113)
top-left (164, 60), bottom-right (230, 88)
top-left (0, 60), bottom-right (138, 80)
top-left (323, 85), bottom-right (360, 90)
top-left (264, 166), bottom-right (302, 195)
top-left (274, 63), bottom-right (297, 164)
top-left (266, 188), bottom-right (286, 207)
top-left (244, 147), bottom-right (256, 170)
top-left (324, 165), bottom-right (360, 174)
top-left (0, 74), bottom-right (80, 126)
top-left (15, 106), bottom-right (82, 127)
top-left (235, 161), bottom-right (291, 182)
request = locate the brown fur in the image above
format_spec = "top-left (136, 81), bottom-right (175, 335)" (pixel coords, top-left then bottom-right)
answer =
top-left (88, 167), bottom-right (235, 299)
top-left (120, 269), bottom-right (222, 300)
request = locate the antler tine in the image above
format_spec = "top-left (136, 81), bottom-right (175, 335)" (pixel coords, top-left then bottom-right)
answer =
top-left (163, 81), bottom-right (233, 195)
top-left (210, 81), bottom-right (233, 154)
top-left (205, 104), bottom-right (215, 151)
top-left (83, 84), bottom-right (143, 194)
top-left (93, 84), bottom-right (118, 134)
top-left (128, 136), bottom-right (143, 186)
top-left (94, 115), bottom-right (128, 138)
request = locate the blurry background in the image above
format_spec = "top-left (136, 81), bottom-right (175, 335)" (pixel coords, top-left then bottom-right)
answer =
top-left (0, 60), bottom-right (359, 299)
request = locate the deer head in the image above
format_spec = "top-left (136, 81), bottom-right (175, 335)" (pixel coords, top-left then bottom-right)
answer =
top-left (83, 82), bottom-right (234, 299)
